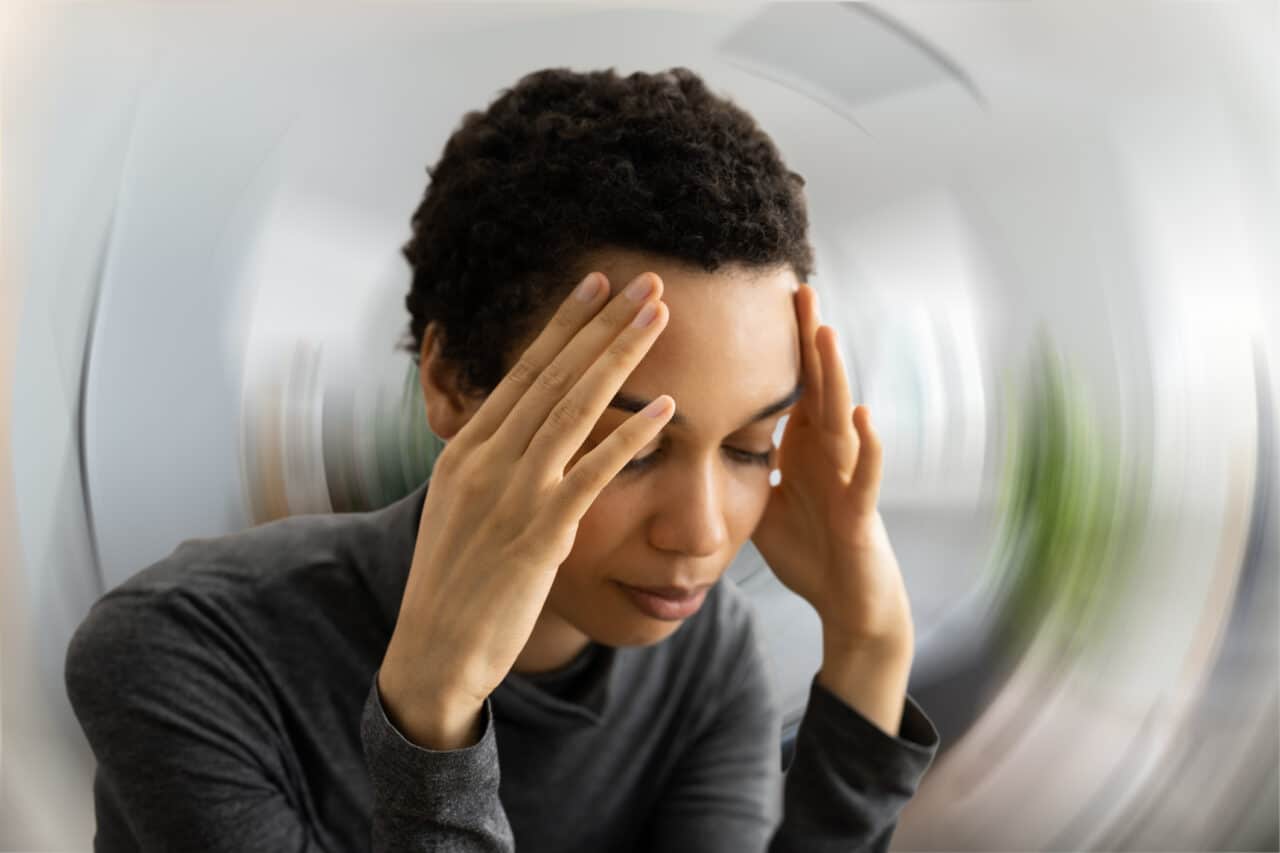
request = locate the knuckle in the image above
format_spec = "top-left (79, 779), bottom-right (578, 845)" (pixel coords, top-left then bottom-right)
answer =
top-left (454, 466), bottom-right (490, 500)
top-left (511, 456), bottom-right (550, 498)
top-left (568, 441), bottom-right (610, 484)
top-left (535, 362), bottom-right (573, 397)
top-left (551, 307), bottom-right (579, 333)
top-left (547, 396), bottom-right (588, 431)
top-left (605, 335), bottom-right (634, 362)
top-left (435, 439), bottom-right (473, 474)
top-left (505, 357), bottom-right (540, 389)
top-left (454, 445), bottom-right (501, 487)
top-left (431, 444), bottom-right (459, 477)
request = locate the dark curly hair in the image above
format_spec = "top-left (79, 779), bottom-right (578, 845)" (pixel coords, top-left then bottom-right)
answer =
top-left (399, 66), bottom-right (816, 399)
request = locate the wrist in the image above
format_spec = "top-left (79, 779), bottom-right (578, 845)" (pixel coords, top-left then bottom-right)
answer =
top-left (377, 665), bottom-right (486, 751)
top-left (817, 631), bottom-right (914, 737)
top-left (820, 621), bottom-right (914, 665)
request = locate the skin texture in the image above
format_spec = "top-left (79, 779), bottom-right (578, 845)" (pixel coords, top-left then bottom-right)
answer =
top-left (419, 248), bottom-right (801, 673)
top-left (417, 246), bottom-right (914, 735)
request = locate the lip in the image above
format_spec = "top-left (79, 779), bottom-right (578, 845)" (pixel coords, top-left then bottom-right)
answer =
top-left (617, 582), bottom-right (710, 621)
top-left (626, 583), bottom-right (712, 600)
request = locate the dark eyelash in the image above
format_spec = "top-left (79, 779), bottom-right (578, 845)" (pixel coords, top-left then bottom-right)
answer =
top-left (619, 445), bottom-right (773, 475)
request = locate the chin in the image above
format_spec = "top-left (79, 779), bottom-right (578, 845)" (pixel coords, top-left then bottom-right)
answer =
top-left (550, 577), bottom-right (707, 648)
top-left (576, 597), bottom-right (688, 648)
top-left (592, 620), bottom-right (683, 648)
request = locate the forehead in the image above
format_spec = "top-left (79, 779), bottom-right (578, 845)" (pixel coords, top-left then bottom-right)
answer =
top-left (589, 249), bottom-right (801, 433)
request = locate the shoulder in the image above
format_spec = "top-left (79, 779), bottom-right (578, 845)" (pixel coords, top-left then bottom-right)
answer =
top-left (111, 507), bottom-right (385, 602)
top-left (66, 507), bottom-right (387, 689)
top-left (91, 504), bottom-right (396, 630)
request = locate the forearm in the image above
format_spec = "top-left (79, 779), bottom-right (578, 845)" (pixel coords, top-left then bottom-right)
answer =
top-left (815, 630), bottom-right (913, 738)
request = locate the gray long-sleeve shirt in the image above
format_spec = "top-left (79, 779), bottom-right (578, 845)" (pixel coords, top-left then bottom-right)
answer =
top-left (65, 478), bottom-right (939, 852)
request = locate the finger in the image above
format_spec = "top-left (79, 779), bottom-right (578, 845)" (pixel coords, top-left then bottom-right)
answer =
top-left (849, 405), bottom-right (883, 513)
top-left (816, 326), bottom-right (858, 479)
top-left (459, 271), bottom-right (611, 447)
top-left (794, 284), bottom-right (824, 428)
top-left (523, 293), bottom-right (670, 480)
top-left (553, 392), bottom-right (676, 523)
top-left (463, 270), bottom-right (659, 454)
top-left (818, 325), bottom-right (855, 436)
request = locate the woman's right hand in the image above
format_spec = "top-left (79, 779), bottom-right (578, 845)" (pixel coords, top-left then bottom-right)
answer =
top-left (377, 270), bottom-right (674, 749)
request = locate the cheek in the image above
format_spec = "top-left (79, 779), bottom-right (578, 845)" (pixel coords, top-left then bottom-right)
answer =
top-left (559, 490), bottom-right (634, 567)
top-left (577, 488), bottom-right (633, 537)
top-left (706, 473), bottom-right (771, 539)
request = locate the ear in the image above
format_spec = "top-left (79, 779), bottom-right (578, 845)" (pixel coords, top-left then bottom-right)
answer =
top-left (418, 322), bottom-right (485, 441)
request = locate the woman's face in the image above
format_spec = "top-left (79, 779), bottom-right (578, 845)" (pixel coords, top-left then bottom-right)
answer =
top-left (534, 249), bottom-right (802, 655)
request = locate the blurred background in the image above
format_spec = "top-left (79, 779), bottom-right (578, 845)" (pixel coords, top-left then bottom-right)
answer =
top-left (2, 1), bottom-right (1277, 850)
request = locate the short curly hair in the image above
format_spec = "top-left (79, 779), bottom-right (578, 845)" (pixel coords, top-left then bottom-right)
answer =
top-left (399, 66), bottom-right (816, 399)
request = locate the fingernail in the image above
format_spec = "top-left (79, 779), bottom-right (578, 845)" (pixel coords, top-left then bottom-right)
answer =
top-left (632, 301), bottom-right (659, 328)
top-left (575, 273), bottom-right (603, 302)
top-left (625, 274), bottom-right (656, 303)
top-left (642, 396), bottom-right (672, 418)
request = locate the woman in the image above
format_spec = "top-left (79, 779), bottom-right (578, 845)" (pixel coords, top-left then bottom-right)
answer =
top-left (66, 66), bottom-right (939, 852)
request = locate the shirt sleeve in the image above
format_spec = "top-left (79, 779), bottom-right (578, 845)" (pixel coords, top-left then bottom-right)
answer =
top-left (638, 609), bottom-right (940, 853)
top-left (65, 588), bottom-right (514, 852)
top-left (772, 679), bottom-right (938, 852)
top-left (360, 670), bottom-right (514, 851)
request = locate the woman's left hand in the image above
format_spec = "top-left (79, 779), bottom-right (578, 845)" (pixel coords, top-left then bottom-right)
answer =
top-left (750, 284), bottom-right (914, 657)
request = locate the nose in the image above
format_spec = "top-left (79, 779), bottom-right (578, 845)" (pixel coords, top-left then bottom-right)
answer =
top-left (648, 464), bottom-right (730, 558)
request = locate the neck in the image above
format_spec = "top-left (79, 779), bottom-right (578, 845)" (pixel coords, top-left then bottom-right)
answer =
top-left (511, 606), bottom-right (592, 674)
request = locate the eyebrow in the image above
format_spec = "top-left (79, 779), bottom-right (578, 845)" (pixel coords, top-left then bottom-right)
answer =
top-left (608, 382), bottom-right (803, 431)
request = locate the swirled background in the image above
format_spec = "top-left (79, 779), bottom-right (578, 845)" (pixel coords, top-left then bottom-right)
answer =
top-left (3, 2), bottom-right (1277, 849)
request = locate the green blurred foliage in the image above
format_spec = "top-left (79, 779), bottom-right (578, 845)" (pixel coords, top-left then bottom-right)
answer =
top-left (993, 330), bottom-right (1148, 661)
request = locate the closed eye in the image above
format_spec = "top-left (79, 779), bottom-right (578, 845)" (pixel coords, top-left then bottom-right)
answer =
top-left (618, 442), bottom-right (773, 475)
